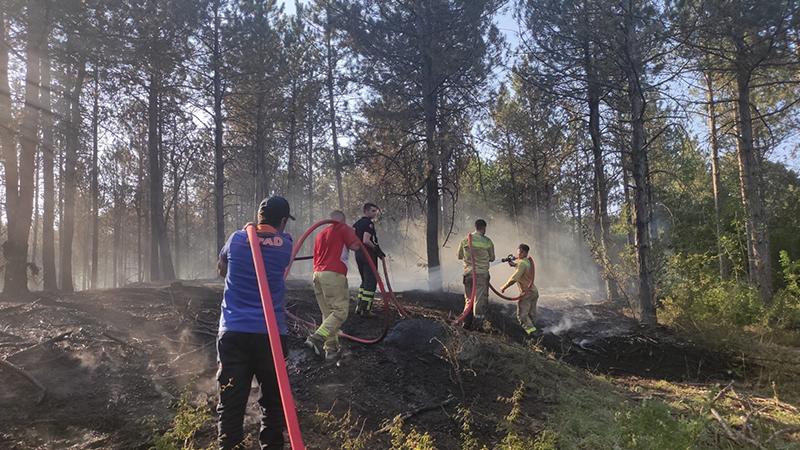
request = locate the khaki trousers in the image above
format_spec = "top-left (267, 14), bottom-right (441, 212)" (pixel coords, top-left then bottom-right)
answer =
top-left (516, 285), bottom-right (540, 329)
top-left (464, 272), bottom-right (490, 318)
top-left (312, 271), bottom-right (349, 351)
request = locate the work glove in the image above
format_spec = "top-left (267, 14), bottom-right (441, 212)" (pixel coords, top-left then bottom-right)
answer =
top-left (375, 245), bottom-right (387, 259)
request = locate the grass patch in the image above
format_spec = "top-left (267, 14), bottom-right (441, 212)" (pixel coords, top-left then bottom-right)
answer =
top-left (448, 330), bottom-right (800, 449)
top-left (149, 391), bottom-right (211, 450)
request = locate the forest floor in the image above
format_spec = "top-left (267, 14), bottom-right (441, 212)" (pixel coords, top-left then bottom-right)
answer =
top-left (1, 280), bottom-right (799, 449)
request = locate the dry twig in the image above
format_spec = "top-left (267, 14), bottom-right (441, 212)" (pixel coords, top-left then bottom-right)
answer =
top-left (7, 330), bottom-right (74, 360)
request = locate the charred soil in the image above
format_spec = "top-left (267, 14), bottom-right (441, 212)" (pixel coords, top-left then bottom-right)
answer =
top-left (0, 282), bottom-right (791, 449)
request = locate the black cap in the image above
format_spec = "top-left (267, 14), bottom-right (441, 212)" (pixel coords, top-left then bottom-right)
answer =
top-left (259, 196), bottom-right (295, 221)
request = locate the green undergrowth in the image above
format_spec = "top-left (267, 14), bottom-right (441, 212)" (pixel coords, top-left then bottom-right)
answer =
top-left (457, 333), bottom-right (800, 449)
top-left (149, 390), bottom-right (211, 450)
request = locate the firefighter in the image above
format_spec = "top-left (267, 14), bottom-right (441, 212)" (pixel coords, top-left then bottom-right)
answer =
top-left (457, 219), bottom-right (495, 329)
top-left (352, 203), bottom-right (385, 315)
top-left (305, 210), bottom-right (362, 361)
top-left (215, 196), bottom-right (294, 450)
top-left (500, 243), bottom-right (540, 336)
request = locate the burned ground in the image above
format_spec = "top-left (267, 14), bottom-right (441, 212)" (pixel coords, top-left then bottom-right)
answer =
top-left (0, 282), bottom-right (787, 449)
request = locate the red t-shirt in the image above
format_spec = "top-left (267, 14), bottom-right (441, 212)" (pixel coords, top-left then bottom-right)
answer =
top-left (313, 222), bottom-right (360, 274)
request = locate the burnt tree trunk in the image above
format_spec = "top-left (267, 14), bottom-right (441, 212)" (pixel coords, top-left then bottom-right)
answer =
top-left (584, 45), bottom-right (620, 304)
top-left (2, 4), bottom-right (46, 295)
top-left (325, 3), bottom-right (344, 210)
top-left (90, 67), bottom-right (100, 289)
top-left (212, 0), bottom-right (225, 253)
top-left (623, 3), bottom-right (656, 325)
top-left (147, 69), bottom-right (175, 281)
top-left (40, 35), bottom-right (57, 290)
top-left (59, 60), bottom-right (86, 292)
top-left (417, 7), bottom-right (441, 291)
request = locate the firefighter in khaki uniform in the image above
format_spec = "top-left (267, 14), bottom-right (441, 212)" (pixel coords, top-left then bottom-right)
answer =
top-left (457, 219), bottom-right (495, 329)
top-left (305, 211), bottom-right (362, 361)
top-left (500, 243), bottom-right (539, 335)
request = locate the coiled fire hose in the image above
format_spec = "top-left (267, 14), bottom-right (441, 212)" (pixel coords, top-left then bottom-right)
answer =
top-left (284, 219), bottom-right (407, 344)
top-left (245, 223), bottom-right (306, 450)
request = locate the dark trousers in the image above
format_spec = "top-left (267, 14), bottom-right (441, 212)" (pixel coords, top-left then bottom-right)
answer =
top-left (355, 250), bottom-right (377, 292)
top-left (217, 331), bottom-right (285, 450)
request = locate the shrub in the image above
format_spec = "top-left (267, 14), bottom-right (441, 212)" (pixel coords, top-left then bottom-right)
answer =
top-left (149, 391), bottom-right (210, 450)
top-left (660, 253), bottom-right (762, 327)
top-left (614, 400), bottom-right (704, 450)
top-left (766, 251), bottom-right (800, 329)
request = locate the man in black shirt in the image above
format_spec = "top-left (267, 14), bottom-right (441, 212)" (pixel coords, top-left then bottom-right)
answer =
top-left (352, 202), bottom-right (385, 315)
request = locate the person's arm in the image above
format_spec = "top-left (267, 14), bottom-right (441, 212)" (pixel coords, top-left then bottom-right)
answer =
top-left (217, 233), bottom-right (232, 277)
top-left (457, 241), bottom-right (464, 261)
top-left (488, 241), bottom-right (495, 262)
top-left (343, 226), bottom-right (362, 251)
top-left (500, 263), bottom-right (525, 292)
top-left (362, 231), bottom-right (376, 249)
top-left (218, 257), bottom-right (228, 277)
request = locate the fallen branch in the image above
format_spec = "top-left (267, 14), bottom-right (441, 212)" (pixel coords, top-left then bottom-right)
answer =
top-left (0, 298), bottom-right (42, 314)
top-left (7, 330), bottom-right (74, 361)
top-left (710, 408), bottom-right (766, 450)
top-left (101, 331), bottom-right (131, 347)
top-left (0, 358), bottom-right (46, 404)
top-left (377, 395), bottom-right (456, 432)
top-left (766, 427), bottom-right (800, 444)
top-left (710, 381), bottom-right (734, 406)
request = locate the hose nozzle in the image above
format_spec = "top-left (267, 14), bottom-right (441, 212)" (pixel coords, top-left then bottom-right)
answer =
top-left (501, 254), bottom-right (517, 263)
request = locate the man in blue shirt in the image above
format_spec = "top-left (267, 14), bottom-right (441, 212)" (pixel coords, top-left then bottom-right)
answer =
top-left (216, 196), bottom-right (294, 450)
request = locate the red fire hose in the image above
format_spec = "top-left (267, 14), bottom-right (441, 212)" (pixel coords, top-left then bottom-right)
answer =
top-left (284, 219), bottom-right (406, 344)
top-left (245, 224), bottom-right (306, 450)
top-left (453, 233), bottom-right (478, 325)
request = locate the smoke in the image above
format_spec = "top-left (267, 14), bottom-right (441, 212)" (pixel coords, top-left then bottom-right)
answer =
top-left (376, 212), bottom-right (602, 296)
top-left (543, 308), bottom-right (595, 335)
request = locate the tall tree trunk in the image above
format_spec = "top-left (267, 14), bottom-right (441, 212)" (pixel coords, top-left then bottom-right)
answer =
top-left (325, 3), bottom-right (344, 210)
top-left (90, 67), bottom-right (99, 289)
top-left (60, 60), bottom-right (87, 292)
top-left (624, 2), bottom-right (656, 325)
top-left (704, 72), bottom-right (726, 278)
top-left (734, 58), bottom-right (773, 303)
top-left (31, 153), bottom-right (40, 278)
top-left (40, 35), bottom-right (57, 290)
top-left (172, 160), bottom-right (180, 278)
top-left (253, 93), bottom-right (268, 205)
top-left (287, 84), bottom-right (297, 206)
top-left (212, 0), bottom-right (225, 253)
top-left (147, 69), bottom-right (174, 281)
top-left (2, 3), bottom-right (46, 295)
top-left (417, 6), bottom-right (441, 291)
top-left (306, 104), bottom-right (314, 224)
top-left (584, 46), bottom-right (620, 303)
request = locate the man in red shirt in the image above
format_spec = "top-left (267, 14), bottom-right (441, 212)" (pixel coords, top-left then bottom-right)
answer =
top-left (305, 210), bottom-right (362, 360)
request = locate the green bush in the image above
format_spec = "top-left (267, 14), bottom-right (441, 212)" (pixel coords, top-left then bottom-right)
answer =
top-left (149, 391), bottom-right (210, 450)
top-left (660, 253), bottom-right (762, 327)
top-left (614, 400), bottom-right (704, 450)
top-left (766, 251), bottom-right (800, 329)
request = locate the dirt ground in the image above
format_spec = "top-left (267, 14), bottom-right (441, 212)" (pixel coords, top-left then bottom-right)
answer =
top-left (0, 280), bottom-right (758, 449)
